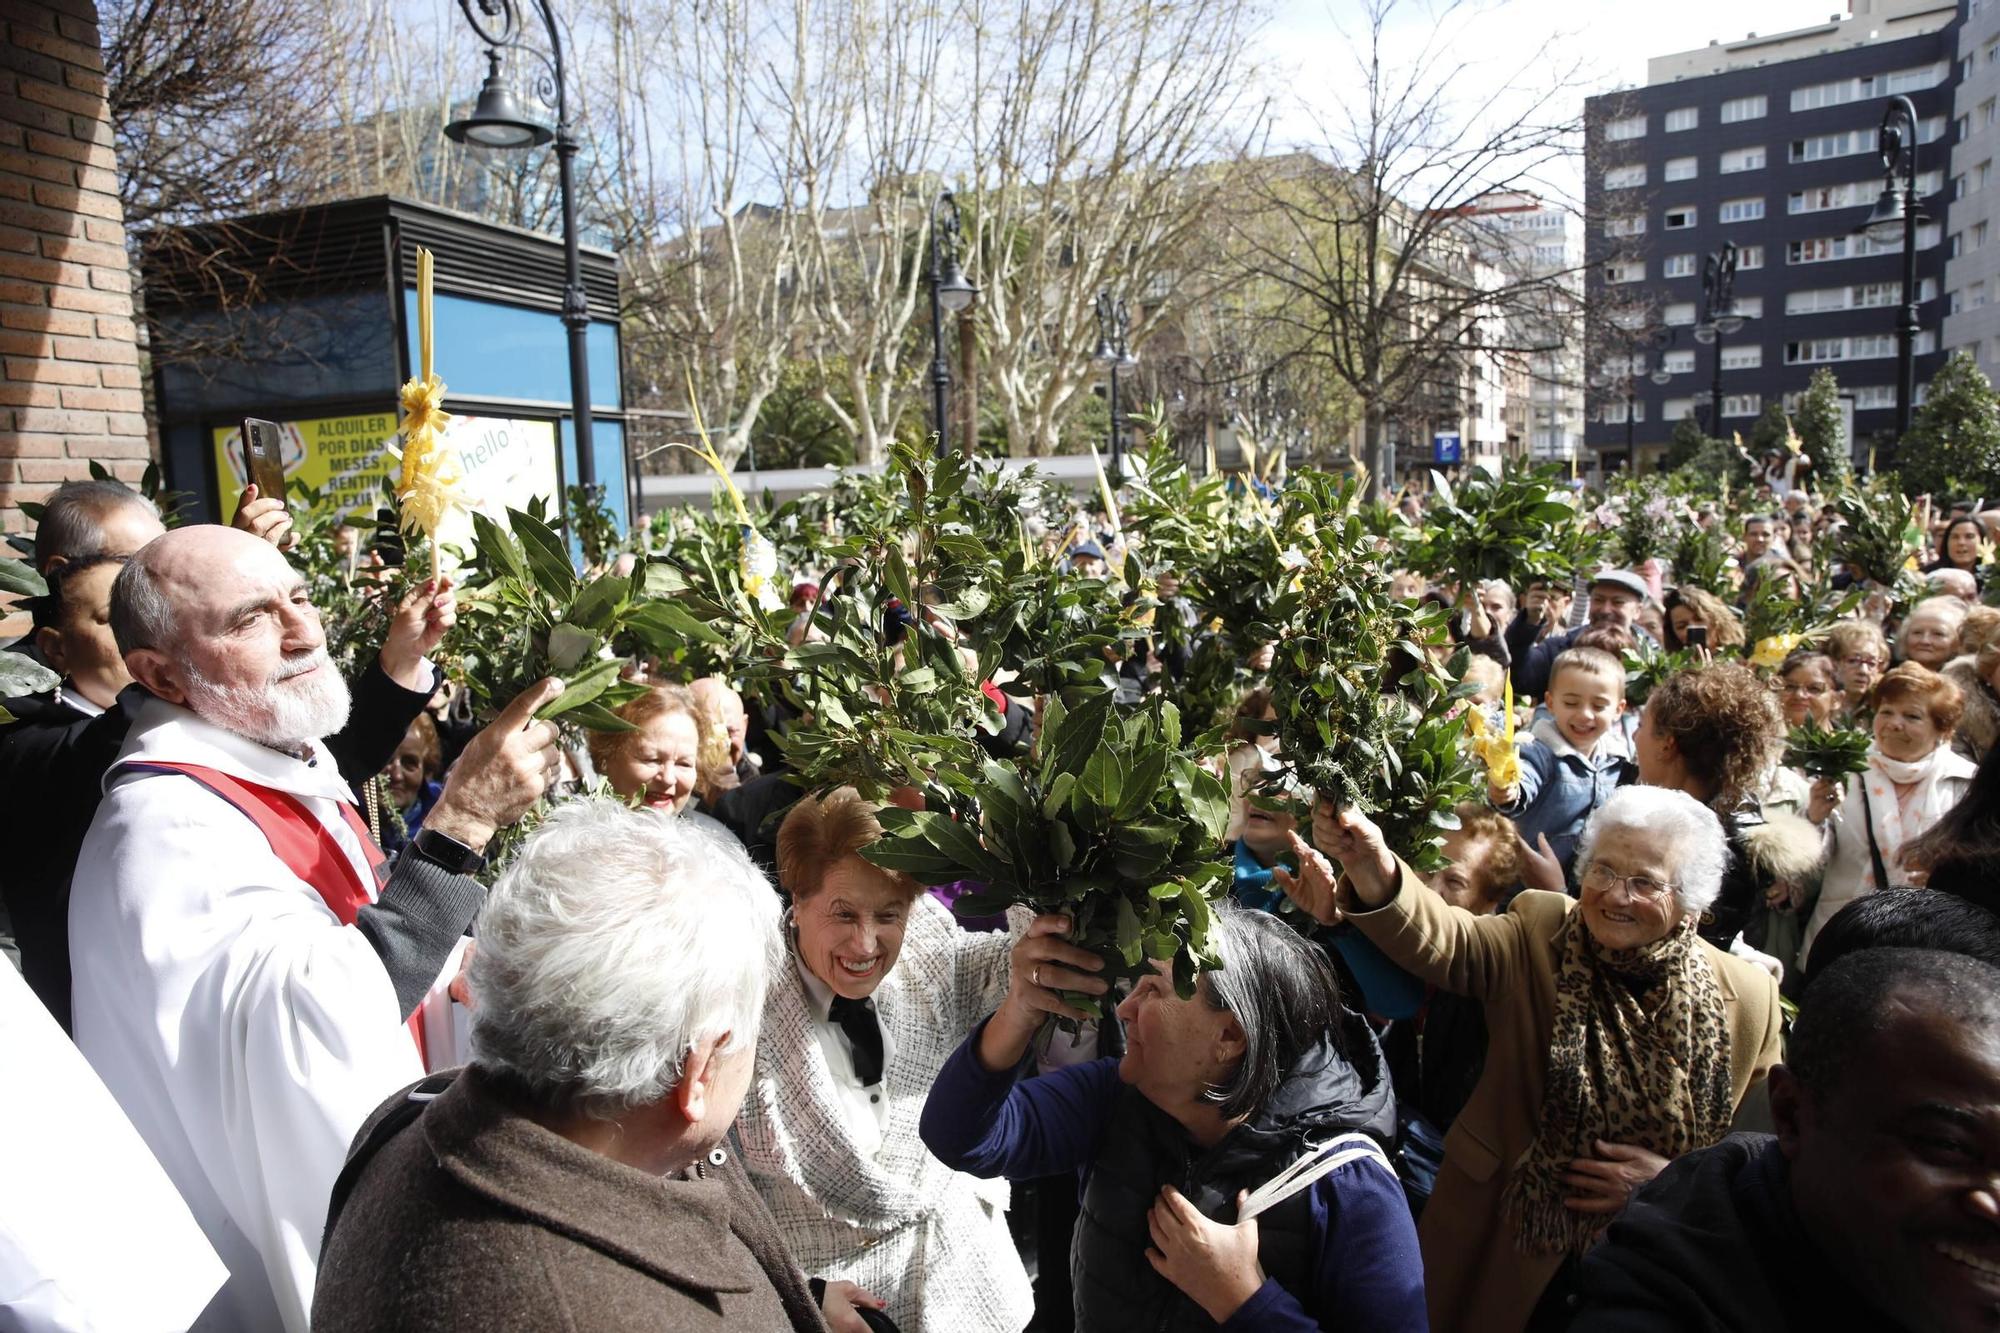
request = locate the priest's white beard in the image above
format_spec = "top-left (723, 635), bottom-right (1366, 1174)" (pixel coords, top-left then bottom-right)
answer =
top-left (183, 648), bottom-right (352, 751)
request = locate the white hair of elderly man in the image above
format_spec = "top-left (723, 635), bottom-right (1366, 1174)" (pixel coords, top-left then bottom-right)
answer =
top-left (468, 797), bottom-right (782, 1117)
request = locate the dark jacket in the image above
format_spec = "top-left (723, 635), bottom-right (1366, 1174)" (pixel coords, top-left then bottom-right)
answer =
top-left (1514, 623), bottom-right (1657, 699)
top-left (313, 1066), bottom-right (829, 1333)
top-left (1567, 1133), bottom-right (1906, 1332)
top-left (710, 771), bottom-right (804, 880)
top-left (1707, 802), bottom-right (1772, 949)
top-left (920, 1014), bottom-right (1427, 1332)
top-left (0, 662), bottom-right (433, 1029)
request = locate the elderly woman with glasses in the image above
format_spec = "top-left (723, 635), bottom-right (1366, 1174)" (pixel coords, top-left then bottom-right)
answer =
top-left (1288, 786), bottom-right (1782, 1333)
top-left (1825, 620), bottom-right (1891, 721)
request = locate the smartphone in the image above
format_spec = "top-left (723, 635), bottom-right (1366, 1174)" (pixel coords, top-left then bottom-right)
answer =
top-left (1686, 625), bottom-right (1709, 649)
top-left (239, 417), bottom-right (287, 505)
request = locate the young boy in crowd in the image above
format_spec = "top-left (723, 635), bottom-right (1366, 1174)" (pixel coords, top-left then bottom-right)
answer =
top-left (1490, 645), bottom-right (1633, 876)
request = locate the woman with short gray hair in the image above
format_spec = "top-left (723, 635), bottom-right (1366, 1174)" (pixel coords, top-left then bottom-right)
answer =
top-left (1298, 785), bottom-right (1783, 1333)
top-left (920, 901), bottom-right (1426, 1331)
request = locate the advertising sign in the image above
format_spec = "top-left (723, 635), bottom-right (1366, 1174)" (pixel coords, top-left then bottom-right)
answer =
top-left (212, 413), bottom-right (561, 563)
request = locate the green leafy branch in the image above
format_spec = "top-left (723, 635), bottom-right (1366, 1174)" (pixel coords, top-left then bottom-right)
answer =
top-left (862, 691), bottom-right (1232, 1007)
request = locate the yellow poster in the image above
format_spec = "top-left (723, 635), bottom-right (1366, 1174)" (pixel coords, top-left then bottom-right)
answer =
top-left (211, 411), bottom-right (399, 523)
top-left (211, 413), bottom-right (563, 566)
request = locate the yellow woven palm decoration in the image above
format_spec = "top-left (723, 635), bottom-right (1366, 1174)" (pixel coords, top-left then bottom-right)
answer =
top-left (1465, 677), bottom-right (1523, 790)
top-left (396, 247), bottom-right (463, 583)
top-left (1751, 633), bottom-right (1805, 671)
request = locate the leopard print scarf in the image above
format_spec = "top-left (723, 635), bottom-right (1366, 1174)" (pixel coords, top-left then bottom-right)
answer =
top-left (1502, 910), bottom-right (1734, 1258)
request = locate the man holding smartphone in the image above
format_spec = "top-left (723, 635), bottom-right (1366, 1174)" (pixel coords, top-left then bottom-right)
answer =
top-left (1513, 570), bottom-right (1653, 699)
top-left (1504, 579), bottom-right (1575, 683)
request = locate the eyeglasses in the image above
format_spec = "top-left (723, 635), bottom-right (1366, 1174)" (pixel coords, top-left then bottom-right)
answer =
top-left (1580, 860), bottom-right (1677, 902)
top-left (1841, 655), bottom-right (1885, 671)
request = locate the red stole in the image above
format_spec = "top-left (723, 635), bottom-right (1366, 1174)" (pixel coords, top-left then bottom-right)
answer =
top-left (127, 761), bottom-right (429, 1063)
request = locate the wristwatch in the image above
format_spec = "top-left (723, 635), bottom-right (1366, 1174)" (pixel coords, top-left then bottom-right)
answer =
top-left (410, 826), bottom-right (488, 876)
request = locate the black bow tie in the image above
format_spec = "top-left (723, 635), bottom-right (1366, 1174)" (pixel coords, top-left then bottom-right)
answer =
top-left (826, 995), bottom-right (884, 1087)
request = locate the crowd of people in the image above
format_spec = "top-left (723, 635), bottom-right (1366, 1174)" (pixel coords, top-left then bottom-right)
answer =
top-left (2, 462), bottom-right (1999, 1333)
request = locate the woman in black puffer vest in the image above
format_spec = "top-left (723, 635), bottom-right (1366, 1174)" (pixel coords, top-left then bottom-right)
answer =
top-left (920, 903), bottom-right (1427, 1332)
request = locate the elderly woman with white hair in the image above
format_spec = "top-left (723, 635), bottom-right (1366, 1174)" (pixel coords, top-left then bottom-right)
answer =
top-left (1288, 786), bottom-right (1783, 1333)
top-left (311, 800), bottom-right (834, 1331)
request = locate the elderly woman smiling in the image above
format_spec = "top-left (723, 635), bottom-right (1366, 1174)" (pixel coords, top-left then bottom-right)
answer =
top-left (1292, 786), bottom-right (1782, 1333)
top-left (734, 788), bottom-right (1066, 1333)
top-left (1800, 663), bottom-right (1976, 965)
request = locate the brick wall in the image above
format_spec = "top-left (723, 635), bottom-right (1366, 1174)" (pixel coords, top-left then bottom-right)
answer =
top-left (0, 0), bottom-right (146, 537)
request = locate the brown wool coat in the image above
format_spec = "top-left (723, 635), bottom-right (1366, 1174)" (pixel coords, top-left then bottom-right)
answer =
top-left (311, 1066), bottom-right (829, 1333)
top-left (1340, 862), bottom-right (1783, 1333)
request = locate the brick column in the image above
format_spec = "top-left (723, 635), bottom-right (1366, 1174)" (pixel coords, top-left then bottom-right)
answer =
top-left (0, 0), bottom-right (147, 538)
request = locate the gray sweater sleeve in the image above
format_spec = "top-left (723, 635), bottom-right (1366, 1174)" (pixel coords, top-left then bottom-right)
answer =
top-left (354, 855), bottom-right (485, 1019)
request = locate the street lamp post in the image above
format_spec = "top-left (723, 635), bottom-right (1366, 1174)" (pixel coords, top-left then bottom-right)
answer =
top-left (1692, 241), bottom-right (1747, 435)
top-left (1094, 291), bottom-right (1137, 476)
top-left (445, 0), bottom-right (596, 493)
top-left (1854, 94), bottom-right (1924, 440)
top-left (926, 191), bottom-right (977, 459)
top-left (1624, 327), bottom-right (1677, 455)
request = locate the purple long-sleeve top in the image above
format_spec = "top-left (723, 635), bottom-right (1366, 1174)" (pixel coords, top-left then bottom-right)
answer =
top-left (919, 1020), bottom-right (1429, 1333)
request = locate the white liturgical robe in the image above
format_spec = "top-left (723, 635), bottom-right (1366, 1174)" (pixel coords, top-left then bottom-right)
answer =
top-left (0, 960), bottom-right (227, 1332)
top-left (68, 699), bottom-right (425, 1333)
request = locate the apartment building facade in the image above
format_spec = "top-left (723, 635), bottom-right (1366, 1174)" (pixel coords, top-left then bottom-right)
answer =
top-left (1584, 9), bottom-right (1959, 473)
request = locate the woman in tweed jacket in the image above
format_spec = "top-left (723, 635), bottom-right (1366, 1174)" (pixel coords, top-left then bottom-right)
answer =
top-left (734, 788), bottom-right (1086, 1332)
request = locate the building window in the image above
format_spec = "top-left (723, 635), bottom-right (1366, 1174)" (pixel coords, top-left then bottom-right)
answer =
top-left (1975, 281), bottom-right (1989, 309)
top-left (1662, 253), bottom-right (1697, 278)
top-left (1732, 296), bottom-right (1764, 319)
top-left (1665, 107), bottom-right (1698, 132)
top-left (1788, 225), bottom-right (1942, 264)
top-left (1663, 301), bottom-right (1697, 325)
top-left (1791, 131), bottom-right (1871, 163)
top-left (1950, 288), bottom-right (1964, 316)
top-left (1786, 336), bottom-right (1898, 364)
top-left (1720, 146), bottom-right (1766, 174)
top-left (1662, 397), bottom-right (1697, 421)
top-left (1719, 95), bottom-right (1766, 122)
top-left (1981, 161), bottom-right (1995, 193)
top-left (1789, 182), bottom-right (1864, 213)
top-left (1722, 394), bottom-right (1761, 418)
top-left (1735, 245), bottom-right (1764, 269)
top-left (1663, 156), bottom-right (1698, 182)
top-left (1718, 196), bottom-right (1765, 223)
top-left (1605, 213), bottom-right (1646, 237)
top-left (1604, 261), bottom-right (1644, 284)
top-left (1661, 349), bottom-right (1695, 374)
top-left (1605, 115), bottom-right (1647, 141)
top-left (1604, 164), bottom-right (1646, 189)
top-left (1852, 385), bottom-right (1897, 409)
top-left (1664, 207), bottom-right (1697, 230)
top-left (1720, 345), bottom-right (1762, 370)
top-left (1788, 63), bottom-right (1948, 112)
top-left (1978, 221), bottom-right (1991, 251)
top-left (1984, 98), bottom-right (1998, 128)
top-left (1785, 279), bottom-right (1939, 314)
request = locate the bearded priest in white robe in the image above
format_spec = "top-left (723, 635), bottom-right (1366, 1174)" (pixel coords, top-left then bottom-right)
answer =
top-left (68, 526), bottom-right (564, 1333)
